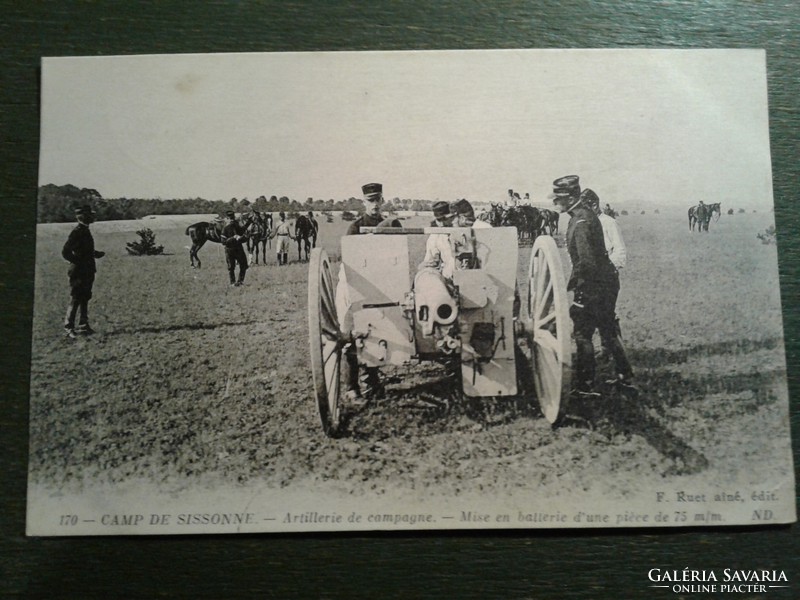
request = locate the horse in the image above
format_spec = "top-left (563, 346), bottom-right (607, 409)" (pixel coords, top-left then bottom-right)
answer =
top-left (245, 211), bottom-right (273, 265)
top-left (707, 202), bottom-right (722, 222)
top-left (186, 219), bottom-right (224, 268)
top-left (486, 203), bottom-right (506, 227)
top-left (688, 203), bottom-right (711, 232)
top-left (540, 208), bottom-right (560, 235)
top-left (293, 214), bottom-right (317, 262)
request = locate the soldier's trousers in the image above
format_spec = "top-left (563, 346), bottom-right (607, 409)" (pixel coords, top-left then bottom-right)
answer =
top-left (65, 267), bottom-right (94, 328)
top-left (570, 275), bottom-right (632, 386)
top-left (225, 248), bottom-right (248, 284)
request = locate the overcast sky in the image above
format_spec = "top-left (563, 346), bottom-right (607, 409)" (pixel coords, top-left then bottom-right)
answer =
top-left (39, 49), bottom-right (774, 208)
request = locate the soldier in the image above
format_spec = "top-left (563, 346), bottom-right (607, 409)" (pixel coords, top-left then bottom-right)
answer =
top-left (346, 182), bottom-right (391, 235)
top-left (338, 183), bottom-right (397, 402)
top-left (549, 176), bottom-right (635, 397)
top-left (271, 211), bottom-right (293, 265)
top-left (420, 201), bottom-right (456, 276)
top-left (62, 204), bottom-right (105, 338)
top-left (452, 198), bottom-right (491, 229)
top-left (221, 210), bottom-right (248, 286)
top-left (581, 188), bottom-right (628, 368)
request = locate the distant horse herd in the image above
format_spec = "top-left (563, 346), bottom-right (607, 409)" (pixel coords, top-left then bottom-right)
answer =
top-left (185, 211), bottom-right (318, 268)
top-left (479, 204), bottom-right (560, 243)
top-left (184, 200), bottom-right (724, 268)
top-left (688, 202), bottom-right (721, 232)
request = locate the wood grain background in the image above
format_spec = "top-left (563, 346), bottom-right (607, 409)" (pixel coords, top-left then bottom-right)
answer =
top-left (2, 2), bottom-right (798, 597)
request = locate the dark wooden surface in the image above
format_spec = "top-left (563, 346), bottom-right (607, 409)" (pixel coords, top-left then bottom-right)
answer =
top-left (2, 2), bottom-right (798, 597)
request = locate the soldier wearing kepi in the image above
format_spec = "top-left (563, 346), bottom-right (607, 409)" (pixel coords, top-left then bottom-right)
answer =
top-left (338, 182), bottom-right (397, 403)
top-left (221, 210), bottom-right (248, 286)
top-left (346, 182), bottom-right (389, 235)
top-left (549, 175), bottom-right (635, 397)
top-left (62, 205), bottom-right (105, 338)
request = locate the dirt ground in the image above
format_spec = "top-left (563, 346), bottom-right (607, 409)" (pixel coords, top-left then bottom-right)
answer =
top-left (27, 209), bottom-right (793, 512)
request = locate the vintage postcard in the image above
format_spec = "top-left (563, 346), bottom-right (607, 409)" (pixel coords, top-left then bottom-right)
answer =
top-left (28, 49), bottom-right (794, 535)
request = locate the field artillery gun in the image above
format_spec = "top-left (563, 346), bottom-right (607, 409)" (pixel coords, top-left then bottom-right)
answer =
top-left (308, 226), bottom-right (571, 436)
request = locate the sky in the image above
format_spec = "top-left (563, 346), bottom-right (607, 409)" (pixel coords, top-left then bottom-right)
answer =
top-left (39, 49), bottom-right (775, 209)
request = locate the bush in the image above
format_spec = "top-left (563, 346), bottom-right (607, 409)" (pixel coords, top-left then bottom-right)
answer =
top-left (341, 211), bottom-right (356, 221)
top-left (126, 228), bottom-right (165, 256)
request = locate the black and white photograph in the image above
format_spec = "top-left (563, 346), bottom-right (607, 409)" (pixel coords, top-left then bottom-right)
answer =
top-left (27, 49), bottom-right (794, 535)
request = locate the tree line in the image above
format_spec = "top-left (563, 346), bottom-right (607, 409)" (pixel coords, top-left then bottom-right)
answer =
top-left (37, 184), bottom-right (435, 223)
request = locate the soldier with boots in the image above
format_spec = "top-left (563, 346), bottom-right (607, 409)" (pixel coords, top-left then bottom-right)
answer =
top-left (549, 176), bottom-right (636, 398)
top-left (271, 211), bottom-right (293, 265)
top-left (62, 204), bottom-right (105, 338)
top-left (221, 210), bottom-right (248, 286)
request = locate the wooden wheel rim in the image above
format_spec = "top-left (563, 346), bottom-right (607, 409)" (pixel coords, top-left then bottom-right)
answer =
top-left (308, 248), bottom-right (342, 435)
top-left (527, 236), bottom-right (571, 423)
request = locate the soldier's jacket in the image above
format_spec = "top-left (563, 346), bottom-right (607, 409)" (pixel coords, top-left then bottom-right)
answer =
top-left (221, 221), bottom-right (247, 249)
top-left (346, 212), bottom-right (386, 235)
top-left (62, 223), bottom-right (98, 274)
top-left (565, 206), bottom-right (616, 295)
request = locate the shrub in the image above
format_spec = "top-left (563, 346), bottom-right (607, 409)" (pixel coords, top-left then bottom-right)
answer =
top-left (126, 228), bottom-right (165, 256)
top-left (341, 211), bottom-right (356, 221)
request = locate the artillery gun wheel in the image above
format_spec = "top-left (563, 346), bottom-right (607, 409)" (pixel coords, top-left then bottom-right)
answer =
top-left (308, 248), bottom-right (343, 436)
top-left (527, 236), bottom-right (572, 423)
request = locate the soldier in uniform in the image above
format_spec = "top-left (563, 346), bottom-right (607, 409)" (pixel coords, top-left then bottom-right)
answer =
top-left (62, 204), bottom-right (105, 338)
top-left (271, 211), bottom-right (293, 265)
top-left (221, 210), bottom-right (248, 286)
top-left (338, 183), bottom-right (398, 402)
top-left (580, 188), bottom-right (628, 369)
top-left (549, 176), bottom-right (635, 397)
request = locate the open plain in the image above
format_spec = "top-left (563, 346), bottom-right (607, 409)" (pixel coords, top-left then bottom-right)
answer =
top-left (27, 208), bottom-right (793, 528)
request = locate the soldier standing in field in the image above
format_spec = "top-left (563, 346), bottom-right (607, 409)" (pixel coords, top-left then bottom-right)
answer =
top-left (62, 204), bottom-right (105, 338)
top-left (580, 188), bottom-right (629, 370)
top-left (271, 211), bottom-right (293, 266)
top-left (549, 175), bottom-right (635, 398)
top-left (221, 210), bottom-right (248, 286)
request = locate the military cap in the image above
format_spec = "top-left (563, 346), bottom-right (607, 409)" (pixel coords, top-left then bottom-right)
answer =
top-left (580, 188), bottom-right (600, 207)
top-left (75, 204), bottom-right (96, 216)
top-left (452, 198), bottom-right (475, 216)
top-left (548, 175), bottom-right (581, 199)
top-left (362, 182), bottom-right (383, 201)
top-left (432, 201), bottom-right (450, 218)
top-left (225, 210), bottom-right (236, 218)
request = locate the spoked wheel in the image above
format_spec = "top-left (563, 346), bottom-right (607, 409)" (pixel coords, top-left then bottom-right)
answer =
top-left (526, 235), bottom-right (572, 424)
top-left (308, 248), bottom-right (344, 436)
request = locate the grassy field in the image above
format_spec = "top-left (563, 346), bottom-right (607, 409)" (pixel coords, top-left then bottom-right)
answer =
top-left (27, 207), bottom-right (793, 527)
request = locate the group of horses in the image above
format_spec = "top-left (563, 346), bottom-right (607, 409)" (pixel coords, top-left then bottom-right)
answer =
top-left (688, 202), bottom-right (721, 232)
top-left (480, 203), bottom-right (560, 243)
top-left (185, 211), bottom-right (318, 268)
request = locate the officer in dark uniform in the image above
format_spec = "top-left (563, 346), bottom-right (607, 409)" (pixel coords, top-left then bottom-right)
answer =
top-left (549, 175), bottom-right (635, 397)
top-left (345, 182), bottom-right (390, 235)
top-left (221, 210), bottom-right (248, 286)
top-left (62, 204), bottom-right (105, 338)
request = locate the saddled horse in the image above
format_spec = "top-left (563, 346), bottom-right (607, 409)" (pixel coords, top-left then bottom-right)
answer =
top-left (245, 211), bottom-right (273, 265)
top-left (294, 214), bottom-right (318, 262)
top-left (186, 219), bottom-right (224, 268)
